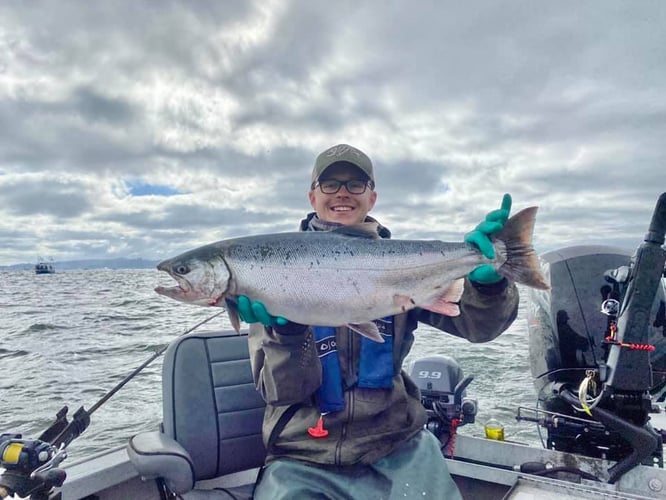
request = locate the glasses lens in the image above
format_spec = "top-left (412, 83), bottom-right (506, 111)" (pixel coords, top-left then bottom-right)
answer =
top-left (346, 180), bottom-right (367, 194)
top-left (319, 180), bottom-right (341, 193)
top-left (318, 179), bottom-right (368, 194)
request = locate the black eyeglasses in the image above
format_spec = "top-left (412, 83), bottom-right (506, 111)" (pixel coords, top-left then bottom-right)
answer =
top-left (311, 179), bottom-right (374, 194)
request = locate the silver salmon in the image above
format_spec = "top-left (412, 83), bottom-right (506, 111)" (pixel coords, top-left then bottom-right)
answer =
top-left (155, 207), bottom-right (548, 342)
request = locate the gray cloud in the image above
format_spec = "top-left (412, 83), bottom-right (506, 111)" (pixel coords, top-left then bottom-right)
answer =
top-left (1, 1), bottom-right (665, 265)
top-left (0, 177), bottom-right (91, 218)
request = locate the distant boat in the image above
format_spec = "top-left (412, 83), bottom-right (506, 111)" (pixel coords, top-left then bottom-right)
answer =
top-left (35, 261), bottom-right (55, 274)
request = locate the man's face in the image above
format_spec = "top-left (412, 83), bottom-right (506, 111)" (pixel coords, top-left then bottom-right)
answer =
top-left (308, 163), bottom-right (377, 225)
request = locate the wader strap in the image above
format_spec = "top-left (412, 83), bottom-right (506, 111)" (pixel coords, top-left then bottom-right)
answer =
top-left (266, 403), bottom-right (301, 453)
top-left (254, 403), bottom-right (302, 496)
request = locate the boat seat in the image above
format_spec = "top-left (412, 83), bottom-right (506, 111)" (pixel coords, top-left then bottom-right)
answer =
top-left (127, 330), bottom-right (266, 499)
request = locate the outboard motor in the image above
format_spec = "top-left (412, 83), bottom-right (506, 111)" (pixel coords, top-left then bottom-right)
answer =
top-left (407, 355), bottom-right (477, 439)
top-left (526, 193), bottom-right (666, 483)
top-left (528, 245), bottom-right (666, 393)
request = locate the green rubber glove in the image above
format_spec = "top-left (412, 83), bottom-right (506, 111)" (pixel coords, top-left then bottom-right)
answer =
top-left (465, 194), bottom-right (512, 284)
top-left (468, 264), bottom-right (503, 284)
top-left (237, 295), bottom-right (289, 327)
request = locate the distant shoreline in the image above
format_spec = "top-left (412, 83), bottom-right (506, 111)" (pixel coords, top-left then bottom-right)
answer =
top-left (0, 258), bottom-right (159, 271)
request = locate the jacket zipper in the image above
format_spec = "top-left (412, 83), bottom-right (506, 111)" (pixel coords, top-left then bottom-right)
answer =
top-left (334, 327), bottom-right (355, 465)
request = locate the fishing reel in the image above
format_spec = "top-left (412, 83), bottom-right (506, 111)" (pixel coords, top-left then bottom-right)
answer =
top-left (0, 405), bottom-right (90, 499)
top-left (407, 355), bottom-right (477, 439)
top-left (0, 434), bottom-right (66, 499)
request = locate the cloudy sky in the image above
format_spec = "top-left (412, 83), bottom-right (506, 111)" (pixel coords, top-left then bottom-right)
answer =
top-left (1, 1), bottom-right (664, 266)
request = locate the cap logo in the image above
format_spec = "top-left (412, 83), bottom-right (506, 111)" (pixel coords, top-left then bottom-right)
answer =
top-left (324, 144), bottom-right (362, 159)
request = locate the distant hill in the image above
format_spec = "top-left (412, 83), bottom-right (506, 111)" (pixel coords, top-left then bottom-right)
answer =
top-left (0, 258), bottom-right (159, 271)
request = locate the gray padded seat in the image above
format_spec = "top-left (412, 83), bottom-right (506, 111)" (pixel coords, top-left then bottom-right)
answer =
top-left (127, 330), bottom-right (266, 498)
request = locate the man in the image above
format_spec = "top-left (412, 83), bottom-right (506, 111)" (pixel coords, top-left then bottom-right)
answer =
top-left (239, 144), bottom-right (519, 499)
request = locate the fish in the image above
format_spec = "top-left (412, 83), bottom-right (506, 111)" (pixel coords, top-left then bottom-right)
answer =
top-left (155, 206), bottom-right (548, 342)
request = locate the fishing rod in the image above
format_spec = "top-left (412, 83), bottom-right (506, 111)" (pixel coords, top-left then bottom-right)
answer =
top-left (0, 310), bottom-right (224, 500)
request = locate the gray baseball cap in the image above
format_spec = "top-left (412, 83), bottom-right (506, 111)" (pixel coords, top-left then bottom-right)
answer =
top-left (311, 144), bottom-right (374, 184)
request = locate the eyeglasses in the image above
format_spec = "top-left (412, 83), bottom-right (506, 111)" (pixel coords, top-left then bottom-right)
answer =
top-left (311, 179), bottom-right (374, 194)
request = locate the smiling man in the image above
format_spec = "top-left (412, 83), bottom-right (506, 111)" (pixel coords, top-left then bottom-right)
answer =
top-left (307, 144), bottom-right (378, 226)
top-left (242, 144), bottom-right (519, 499)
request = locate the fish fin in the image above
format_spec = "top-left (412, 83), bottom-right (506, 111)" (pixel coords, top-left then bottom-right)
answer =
top-left (348, 322), bottom-right (385, 343)
top-left (421, 278), bottom-right (464, 316)
top-left (423, 302), bottom-right (460, 316)
top-left (493, 207), bottom-right (550, 290)
top-left (393, 294), bottom-right (417, 312)
top-left (224, 299), bottom-right (242, 333)
top-left (332, 223), bottom-right (380, 239)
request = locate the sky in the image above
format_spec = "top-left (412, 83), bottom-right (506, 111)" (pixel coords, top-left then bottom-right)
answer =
top-left (1, 1), bottom-right (665, 266)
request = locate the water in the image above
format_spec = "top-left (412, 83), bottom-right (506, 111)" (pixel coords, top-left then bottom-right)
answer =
top-left (0, 269), bottom-right (543, 463)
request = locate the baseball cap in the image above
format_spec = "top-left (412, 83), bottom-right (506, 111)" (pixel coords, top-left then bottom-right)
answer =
top-left (311, 144), bottom-right (374, 184)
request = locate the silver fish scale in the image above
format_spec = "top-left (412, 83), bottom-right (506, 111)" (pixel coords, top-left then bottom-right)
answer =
top-left (219, 231), bottom-right (489, 326)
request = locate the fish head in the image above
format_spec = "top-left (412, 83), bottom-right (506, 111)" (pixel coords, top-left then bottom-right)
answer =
top-left (155, 250), bottom-right (230, 307)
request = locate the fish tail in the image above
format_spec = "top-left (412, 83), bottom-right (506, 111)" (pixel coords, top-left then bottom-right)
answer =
top-left (494, 207), bottom-right (549, 290)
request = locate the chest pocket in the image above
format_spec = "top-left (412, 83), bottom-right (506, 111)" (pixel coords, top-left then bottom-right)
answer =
top-left (313, 326), bottom-right (344, 413)
top-left (358, 316), bottom-right (395, 388)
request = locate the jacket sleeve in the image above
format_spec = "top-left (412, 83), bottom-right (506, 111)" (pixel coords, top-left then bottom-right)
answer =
top-left (415, 277), bottom-right (519, 343)
top-left (247, 322), bottom-right (322, 406)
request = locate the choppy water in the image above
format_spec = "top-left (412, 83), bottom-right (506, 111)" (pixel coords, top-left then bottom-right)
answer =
top-left (0, 269), bottom-right (543, 463)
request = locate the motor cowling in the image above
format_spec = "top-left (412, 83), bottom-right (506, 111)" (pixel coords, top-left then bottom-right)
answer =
top-left (407, 355), bottom-right (477, 438)
top-left (527, 245), bottom-right (666, 396)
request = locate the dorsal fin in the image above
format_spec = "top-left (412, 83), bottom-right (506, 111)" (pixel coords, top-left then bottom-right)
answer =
top-left (331, 222), bottom-right (380, 239)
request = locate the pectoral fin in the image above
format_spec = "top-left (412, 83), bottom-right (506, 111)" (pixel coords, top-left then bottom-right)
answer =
top-left (224, 299), bottom-right (242, 333)
top-left (348, 322), bottom-right (384, 343)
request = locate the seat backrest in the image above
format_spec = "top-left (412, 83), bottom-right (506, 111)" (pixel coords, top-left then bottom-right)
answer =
top-left (161, 330), bottom-right (266, 480)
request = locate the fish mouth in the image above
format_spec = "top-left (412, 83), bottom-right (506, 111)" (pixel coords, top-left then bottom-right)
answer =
top-left (155, 254), bottom-right (229, 306)
top-left (155, 259), bottom-right (198, 301)
top-left (155, 282), bottom-right (191, 300)
top-left (155, 270), bottom-right (196, 300)
top-left (155, 269), bottom-right (224, 306)
top-left (155, 283), bottom-right (221, 306)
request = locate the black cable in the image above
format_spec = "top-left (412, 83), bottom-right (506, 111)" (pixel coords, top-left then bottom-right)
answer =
top-left (530, 466), bottom-right (601, 482)
top-left (212, 487), bottom-right (243, 499)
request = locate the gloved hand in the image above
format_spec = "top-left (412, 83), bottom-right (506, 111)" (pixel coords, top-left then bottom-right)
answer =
top-left (237, 295), bottom-right (289, 327)
top-left (464, 193), bottom-right (512, 284)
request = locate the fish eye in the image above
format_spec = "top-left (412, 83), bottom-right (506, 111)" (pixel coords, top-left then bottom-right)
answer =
top-left (174, 264), bottom-right (190, 275)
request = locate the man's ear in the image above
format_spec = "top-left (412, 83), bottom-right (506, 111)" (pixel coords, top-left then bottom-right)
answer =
top-left (368, 190), bottom-right (377, 210)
